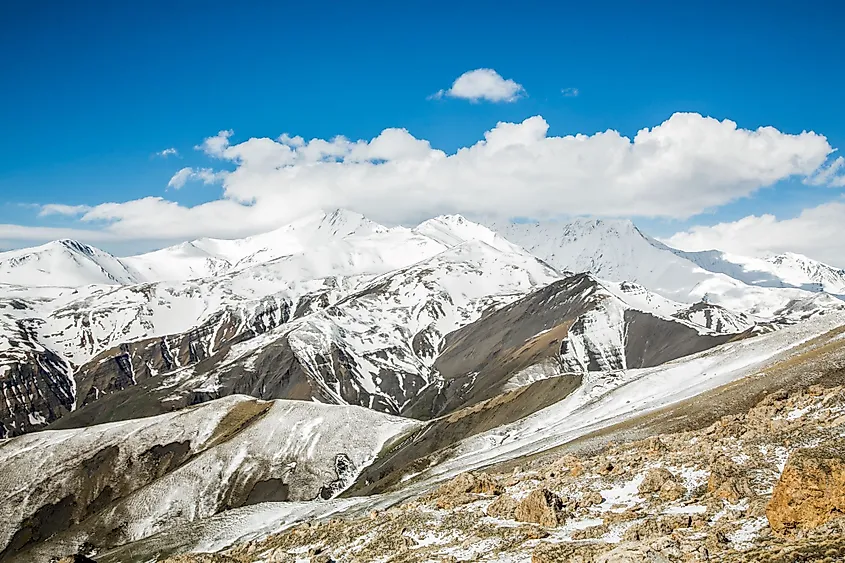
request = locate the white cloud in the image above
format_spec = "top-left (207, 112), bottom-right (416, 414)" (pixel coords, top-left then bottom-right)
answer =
top-left (156, 147), bottom-right (179, 158)
top-left (38, 204), bottom-right (92, 217)
top-left (664, 200), bottom-right (845, 267)
top-left (432, 68), bottom-right (525, 103)
top-left (10, 112), bottom-right (842, 248)
top-left (561, 87), bottom-right (579, 97)
top-left (196, 129), bottom-right (234, 157)
top-left (0, 223), bottom-right (115, 242)
top-left (167, 167), bottom-right (227, 189)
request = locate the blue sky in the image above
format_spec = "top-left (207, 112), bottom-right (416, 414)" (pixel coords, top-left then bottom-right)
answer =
top-left (1, 0), bottom-right (844, 261)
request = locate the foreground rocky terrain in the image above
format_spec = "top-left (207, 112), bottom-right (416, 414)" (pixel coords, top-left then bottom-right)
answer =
top-left (144, 329), bottom-right (845, 563)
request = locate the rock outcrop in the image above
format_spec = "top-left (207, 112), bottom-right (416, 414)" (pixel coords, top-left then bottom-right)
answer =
top-left (514, 489), bottom-right (567, 527)
top-left (767, 440), bottom-right (845, 534)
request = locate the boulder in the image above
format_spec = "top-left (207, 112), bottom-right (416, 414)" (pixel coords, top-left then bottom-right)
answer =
top-left (434, 471), bottom-right (503, 497)
top-left (514, 489), bottom-right (567, 527)
top-left (486, 493), bottom-right (519, 519)
top-left (707, 456), bottom-right (753, 503)
top-left (767, 440), bottom-right (845, 534)
top-left (580, 490), bottom-right (605, 507)
top-left (638, 468), bottom-right (681, 498)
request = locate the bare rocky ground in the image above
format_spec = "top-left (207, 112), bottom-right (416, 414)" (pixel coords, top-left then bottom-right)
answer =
top-left (153, 358), bottom-right (845, 562)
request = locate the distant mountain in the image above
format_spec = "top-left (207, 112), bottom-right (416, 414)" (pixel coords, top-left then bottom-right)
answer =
top-left (0, 239), bottom-right (139, 287)
top-left (486, 217), bottom-right (844, 316)
top-left (0, 210), bottom-right (842, 438)
top-left (123, 209), bottom-right (388, 281)
top-left (677, 249), bottom-right (845, 295)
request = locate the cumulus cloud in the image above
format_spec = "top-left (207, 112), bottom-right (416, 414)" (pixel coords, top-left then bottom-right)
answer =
top-left (664, 201), bottom-right (845, 267)
top-left (167, 167), bottom-right (227, 189)
top-left (432, 69), bottom-right (525, 103)
top-left (12, 112), bottom-right (843, 248)
top-left (561, 87), bottom-right (579, 97)
top-left (155, 147), bottom-right (179, 158)
top-left (38, 204), bottom-right (92, 217)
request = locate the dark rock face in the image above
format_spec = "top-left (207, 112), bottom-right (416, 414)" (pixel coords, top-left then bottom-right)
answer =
top-left (623, 310), bottom-right (736, 368)
top-left (0, 318), bottom-right (73, 438)
top-left (403, 275), bottom-right (601, 420)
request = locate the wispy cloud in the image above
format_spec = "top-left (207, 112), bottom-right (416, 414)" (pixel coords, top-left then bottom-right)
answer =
top-left (431, 69), bottom-right (525, 103)
top-left (561, 87), bottom-right (579, 97)
top-left (39, 204), bottom-right (92, 217)
top-left (664, 200), bottom-right (845, 267)
top-left (155, 147), bottom-right (179, 158)
top-left (804, 156), bottom-right (845, 187)
top-left (167, 167), bottom-right (227, 189)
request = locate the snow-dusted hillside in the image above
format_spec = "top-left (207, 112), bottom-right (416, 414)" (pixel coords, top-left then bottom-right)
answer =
top-left (0, 395), bottom-right (419, 562)
top-left (0, 213), bottom-right (562, 435)
top-left (1, 209), bottom-right (843, 438)
top-left (138, 239), bottom-right (561, 418)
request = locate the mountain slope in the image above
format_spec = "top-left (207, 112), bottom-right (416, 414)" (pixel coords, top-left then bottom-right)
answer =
top-left (0, 395), bottom-right (419, 562)
top-left (403, 273), bottom-right (745, 419)
top-left (0, 215), bottom-right (561, 435)
top-left (0, 240), bottom-right (139, 287)
top-left (57, 239), bottom-right (561, 428)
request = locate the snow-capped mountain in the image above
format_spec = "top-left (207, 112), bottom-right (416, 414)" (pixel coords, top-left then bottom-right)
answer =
top-left (0, 209), bottom-right (842, 439)
top-left (0, 213), bottom-right (560, 435)
top-left (677, 249), bottom-right (845, 295)
top-left (2, 208), bottom-right (845, 562)
top-left (123, 209), bottom-right (388, 281)
top-left (487, 217), bottom-right (845, 316)
top-left (0, 239), bottom-right (140, 287)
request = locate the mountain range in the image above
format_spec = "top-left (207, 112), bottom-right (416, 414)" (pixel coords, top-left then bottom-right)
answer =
top-left (1, 209), bottom-right (844, 562)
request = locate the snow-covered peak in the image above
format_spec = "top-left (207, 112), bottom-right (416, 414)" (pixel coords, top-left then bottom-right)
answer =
top-left (413, 214), bottom-right (530, 257)
top-left (484, 217), bottom-right (844, 318)
top-left (121, 209), bottom-right (389, 281)
top-left (676, 248), bottom-right (845, 295)
top-left (486, 217), bottom-right (714, 296)
top-left (0, 239), bottom-right (139, 287)
top-left (765, 252), bottom-right (845, 293)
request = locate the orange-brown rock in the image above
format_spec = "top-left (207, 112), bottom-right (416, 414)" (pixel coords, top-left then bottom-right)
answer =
top-left (638, 467), bottom-right (685, 501)
top-left (707, 456), bottom-right (753, 503)
top-left (486, 493), bottom-right (519, 519)
top-left (434, 471), bottom-right (503, 497)
top-left (767, 440), bottom-right (845, 534)
top-left (514, 489), bottom-right (567, 527)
